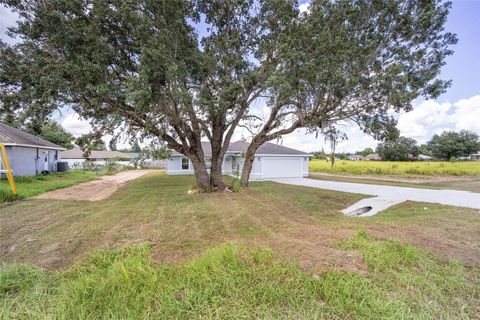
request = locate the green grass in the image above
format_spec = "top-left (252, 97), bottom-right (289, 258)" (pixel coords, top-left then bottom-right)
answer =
top-left (0, 170), bottom-right (109, 202)
top-left (0, 189), bottom-right (19, 202)
top-left (309, 159), bottom-right (480, 176)
top-left (1, 173), bottom-right (479, 318)
top-left (1, 234), bottom-right (478, 319)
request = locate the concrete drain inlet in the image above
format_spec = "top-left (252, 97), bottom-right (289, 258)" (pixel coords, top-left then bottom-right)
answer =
top-left (347, 206), bottom-right (373, 216)
top-left (342, 197), bottom-right (405, 217)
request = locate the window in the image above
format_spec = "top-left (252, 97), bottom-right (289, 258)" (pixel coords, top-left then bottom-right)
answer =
top-left (205, 156), bottom-right (212, 169)
top-left (181, 157), bottom-right (190, 170)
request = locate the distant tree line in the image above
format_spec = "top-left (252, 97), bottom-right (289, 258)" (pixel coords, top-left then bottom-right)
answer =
top-left (311, 130), bottom-right (480, 162)
top-left (377, 130), bottom-right (480, 161)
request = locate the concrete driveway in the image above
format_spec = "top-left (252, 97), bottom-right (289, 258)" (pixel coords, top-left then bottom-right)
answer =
top-left (271, 178), bottom-right (480, 211)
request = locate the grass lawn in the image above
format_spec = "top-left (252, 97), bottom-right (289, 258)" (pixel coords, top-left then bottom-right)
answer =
top-left (309, 159), bottom-right (480, 176)
top-left (0, 170), bottom-right (115, 202)
top-left (1, 172), bottom-right (479, 319)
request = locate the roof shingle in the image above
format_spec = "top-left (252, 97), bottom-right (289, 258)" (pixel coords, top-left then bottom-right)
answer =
top-left (170, 140), bottom-right (309, 156)
top-left (0, 122), bottom-right (65, 150)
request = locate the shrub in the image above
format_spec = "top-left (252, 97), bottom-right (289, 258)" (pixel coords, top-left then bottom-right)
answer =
top-left (230, 178), bottom-right (242, 193)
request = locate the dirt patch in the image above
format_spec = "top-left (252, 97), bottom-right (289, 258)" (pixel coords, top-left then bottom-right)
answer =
top-left (2, 174), bottom-right (479, 272)
top-left (34, 170), bottom-right (152, 201)
top-left (256, 226), bottom-right (367, 273)
top-left (366, 224), bottom-right (480, 265)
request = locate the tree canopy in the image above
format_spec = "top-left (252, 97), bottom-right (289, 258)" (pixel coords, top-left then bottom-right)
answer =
top-left (377, 136), bottom-right (419, 161)
top-left (0, 0), bottom-right (457, 189)
top-left (427, 130), bottom-right (480, 160)
top-left (32, 121), bottom-right (75, 149)
top-left (357, 148), bottom-right (374, 157)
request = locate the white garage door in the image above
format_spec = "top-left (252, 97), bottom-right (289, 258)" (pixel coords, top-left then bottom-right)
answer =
top-left (262, 157), bottom-right (303, 179)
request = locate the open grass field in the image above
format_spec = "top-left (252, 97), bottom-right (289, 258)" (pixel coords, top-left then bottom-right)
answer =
top-left (1, 172), bottom-right (479, 319)
top-left (309, 159), bottom-right (480, 176)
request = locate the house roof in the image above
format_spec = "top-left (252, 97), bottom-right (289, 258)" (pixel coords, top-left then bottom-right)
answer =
top-left (126, 152), bottom-right (140, 159)
top-left (418, 154), bottom-right (433, 159)
top-left (0, 122), bottom-right (65, 150)
top-left (364, 153), bottom-right (381, 160)
top-left (170, 140), bottom-right (310, 157)
top-left (61, 148), bottom-right (132, 159)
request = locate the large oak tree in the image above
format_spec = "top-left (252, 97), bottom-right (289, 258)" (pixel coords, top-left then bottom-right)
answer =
top-left (0, 0), bottom-right (456, 189)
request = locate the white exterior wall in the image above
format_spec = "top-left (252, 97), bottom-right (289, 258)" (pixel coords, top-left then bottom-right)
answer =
top-left (166, 156), bottom-right (195, 175)
top-left (11, 146), bottom-right (37, 176)
top-left (167, 156), bottom-right (235, 176)
top-left (223, 156), bottom-right (233, 174)
top-left (251, 156), bottom-right (263, 180)
top-left (259, 155), bottom-right (309, 179)
top-left (166, 154), bottom-right (309, 179)
top-left (2, 146), bottom-right (61, 176)
top-left (63, 158), bottom-right (135, 169)
top-left (303, 156), bottom-right (309, 176)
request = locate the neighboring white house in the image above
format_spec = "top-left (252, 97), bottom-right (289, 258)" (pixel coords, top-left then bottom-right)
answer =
top-left (0, 122), bottom-right (65, 176)
top-left (60, 149), bottom-right (136, 169)
top-left (347, 154), bottom-right (364, 161)
top-left (364, 153), bottom-right (381, 161)
top-left (418, 154), bottom-right (433, 161)
top-left (167, 141), bottom-right (311, 179)
top-left (471, 152), bottom-right (480, 161)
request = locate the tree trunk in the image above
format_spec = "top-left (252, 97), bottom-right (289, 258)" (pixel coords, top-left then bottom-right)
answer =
top-left (240, 153), bottom-right (255, 187)
top-left (209, 117), bottom-right (228, 190)
top-left (190, 156), bottom-right (210, 190)
top-left (240, 140), bottom-right (262, 187)
top-left (209, 157), bottom-right (225, 190)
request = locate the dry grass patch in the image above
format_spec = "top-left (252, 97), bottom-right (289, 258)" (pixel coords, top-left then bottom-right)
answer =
top-left (1, 172), bottom-right (480, 270)
top-left (1, 172), bottom-right (480, 318)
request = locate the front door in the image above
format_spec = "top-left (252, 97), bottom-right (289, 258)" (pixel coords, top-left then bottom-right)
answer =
top-left (43, 151), bottom-right (49, 171)
top-left (231, 157), bottom-right (238, 176)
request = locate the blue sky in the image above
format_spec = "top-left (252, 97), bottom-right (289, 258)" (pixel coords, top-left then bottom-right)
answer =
top-left (1, 1), bottom-right (479, 152)
top-left (437, 0), bottom-right (480, 102)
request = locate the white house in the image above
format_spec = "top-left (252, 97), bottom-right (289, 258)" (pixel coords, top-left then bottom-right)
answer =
top-left (418, 154), bottom-right (433, 161)
top-left (0, 122), bottom-right (65, 176)
top-left (364, 153), bottom-right (381, 161)
top-left (60, 149), bottom-right (136, 169)
top-left (347, 154), bottom-right (364, 161)
top-left (167, 141), bottom-right (311, 179)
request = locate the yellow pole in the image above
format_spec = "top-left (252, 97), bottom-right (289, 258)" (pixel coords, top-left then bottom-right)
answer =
top-left (0, 143), bottom-right (17, 195)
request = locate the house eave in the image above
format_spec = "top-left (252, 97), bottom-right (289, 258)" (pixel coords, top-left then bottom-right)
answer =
top-left (170, 153), bottom-right (312, 157)
top-left (1, 143), bottom-right (66, 151)
top-left (253, 154), bottom-right (313, 157)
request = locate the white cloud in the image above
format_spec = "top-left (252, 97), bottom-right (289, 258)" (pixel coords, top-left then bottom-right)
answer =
top-left (451, 95), bottom-right (480, 132)
top-left (60, 113), bottom-right (92, 137)
top-left (58, 113), bottom-right (136, 149)
top-left (397, 95), bottom-right (480, 143)
top-left (0, 5), bottom-right (19, 44)
top-left (0, 5), bottom-right (18, 27)
top-left (56, 95), bottom-right (479, 153)
top-left (242, 95), bottom-right (480, 153)
top-left (263, 124), bottom-right (377, 154)
top-left (299, 3), bottom-right (311, 14)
